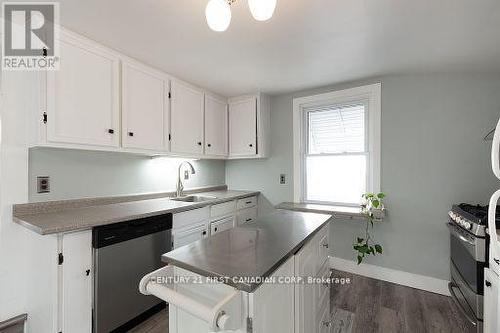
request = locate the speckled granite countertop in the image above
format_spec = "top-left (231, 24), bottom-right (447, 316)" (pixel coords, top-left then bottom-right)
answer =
top-left (13, 187), bottom-right (259, 235)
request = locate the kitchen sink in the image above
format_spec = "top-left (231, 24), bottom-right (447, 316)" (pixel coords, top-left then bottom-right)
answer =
top-left (170, 195), bottom-right (217, 203)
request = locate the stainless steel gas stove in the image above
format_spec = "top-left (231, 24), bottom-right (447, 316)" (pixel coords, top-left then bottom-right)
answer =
top-left (447, 204), bottom-right (500, 332)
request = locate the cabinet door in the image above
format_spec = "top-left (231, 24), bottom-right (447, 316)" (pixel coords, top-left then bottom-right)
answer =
top-left (46, 32), bottom-right (120, 147)
top-left (295, 239), bottom-right (318, 333)
top-left (173, 223), bottom-right (208, 249)
top-left (484, 268), bottom-right (499, 333)
top-left (204, 94), bottom-right (227, 157)
top-left (210, 216), bottom-right (234, 235)
top-left (229, 97), bottom-right (257, 156)
top-left (170, 79), bottom-right (204, 155)
top-left (317, 301), bottom-right (331, 333)
top-left (61, 231), bottom-right (93, 333)
top-left (122, 61), bottom-right (167, 151)
top-left (237, 206), bottom-right (257, 225)
top-left (252, 257), bottom-right (295, 333)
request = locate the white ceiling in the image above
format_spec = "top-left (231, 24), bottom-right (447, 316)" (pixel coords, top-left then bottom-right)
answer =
top-left (31, 0), bottom-right (500, 96)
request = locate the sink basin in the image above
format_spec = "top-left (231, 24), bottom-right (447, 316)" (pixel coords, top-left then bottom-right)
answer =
top-left (171, 195), bottom-right (217, 203)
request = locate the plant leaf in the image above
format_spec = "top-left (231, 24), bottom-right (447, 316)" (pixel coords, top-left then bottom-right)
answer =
top-left (377, 193), bottom-right (386, 199)
top-left (375, 244), bottom-right (383, 254)
top-left (357, 237), bottom-right (364, 243)
top-left (357, 255), bottom-right (363, 265)
top-left (372, 200), bottom-right (380, 208)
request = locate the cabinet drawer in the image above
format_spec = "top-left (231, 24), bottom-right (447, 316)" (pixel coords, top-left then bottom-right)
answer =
top-left (210, 200), bottom-right (236, 219)
top-left (173, 207), bottom-right (209, 231)
top-left (210, 216), bottom-right (234, 235)
top-left (237, 207), bottom-right (257, 225)
top-left (173, 223), bottom-right (208, 249)
top-left (236, 196), bottom-right (257, 210)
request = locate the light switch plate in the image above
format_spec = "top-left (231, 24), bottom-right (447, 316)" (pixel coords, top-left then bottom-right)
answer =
top-left (37, 176), bottom-right (50, 193)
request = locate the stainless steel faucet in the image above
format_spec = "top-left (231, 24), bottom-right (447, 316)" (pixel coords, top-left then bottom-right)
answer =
top-left (176, 161), bottom-right (196, 197)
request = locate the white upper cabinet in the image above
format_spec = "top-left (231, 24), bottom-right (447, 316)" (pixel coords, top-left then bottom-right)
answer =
top-left (170, 79), bottom-right (205, 156)
top-left (46, 30), bottom-right (120, 147)
top-left (204, 94), bottom-right (228, 157)
top-left (34, 28), bottom-right (270, 160)
top-left (122, 60), bottom-right (168, 151)
top-left (228, 93), bottom-right (270, 159)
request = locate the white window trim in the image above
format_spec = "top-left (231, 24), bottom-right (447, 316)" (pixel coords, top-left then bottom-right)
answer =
top-left (292, 83), bottom-right (381, 204)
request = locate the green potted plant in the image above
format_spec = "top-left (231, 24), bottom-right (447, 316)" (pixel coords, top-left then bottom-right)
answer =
top-left (353, 192), bottom-right (386, 264)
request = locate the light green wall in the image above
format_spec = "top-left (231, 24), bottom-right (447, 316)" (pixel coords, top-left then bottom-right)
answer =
top-left (29, 148), bottom-right (226, 202)
top-left (226, 73), bottom-right (500, 280)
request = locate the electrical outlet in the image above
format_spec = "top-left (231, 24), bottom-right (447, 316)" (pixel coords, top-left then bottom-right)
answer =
top-left (280, 174), bottom-right (286, 184)
top-left (184, 170), bottom-right (189, 180)
top-left (37, 176), bottom-right (50, 193)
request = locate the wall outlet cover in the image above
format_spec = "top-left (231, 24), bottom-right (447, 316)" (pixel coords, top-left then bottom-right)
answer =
top-left (37, 176), bottom-right (50, 193)
top-left (280, 174), bottom-right (286, 184)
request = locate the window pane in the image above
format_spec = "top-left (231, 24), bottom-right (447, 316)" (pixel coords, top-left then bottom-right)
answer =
top-left (306, 155), bottom-right (366, 204)
top-left (307, 104), bottom-right (365, 154)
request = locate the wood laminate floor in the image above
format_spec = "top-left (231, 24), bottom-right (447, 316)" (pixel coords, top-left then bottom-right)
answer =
top-left (131, 269), bottom-right (475, 333)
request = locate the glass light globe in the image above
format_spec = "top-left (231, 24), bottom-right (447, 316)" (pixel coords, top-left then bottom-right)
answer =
top-left (248, 0), bottom-right (277, 21)
top-left (205, 0), bottom-right (232, 32)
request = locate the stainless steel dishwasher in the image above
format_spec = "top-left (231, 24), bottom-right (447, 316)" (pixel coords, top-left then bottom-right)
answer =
top-left (92, 213), bottom-right (172, 333)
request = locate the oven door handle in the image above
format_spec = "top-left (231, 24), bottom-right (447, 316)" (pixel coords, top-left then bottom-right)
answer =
top-left (448, 282), bottom-right (477, 327)
top-left (446, 223), bottom-right (475, 246)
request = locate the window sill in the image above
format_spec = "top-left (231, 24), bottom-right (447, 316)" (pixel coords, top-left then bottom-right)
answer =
top-left (275, 202), bottom-right (367, 220)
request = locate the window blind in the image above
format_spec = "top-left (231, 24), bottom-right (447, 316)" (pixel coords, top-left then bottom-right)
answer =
top-left (306, 104), bottom-right (365, 154)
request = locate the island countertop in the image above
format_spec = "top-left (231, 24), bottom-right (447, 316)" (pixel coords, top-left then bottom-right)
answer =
top-left (161, 209), bottom-right (332, 292)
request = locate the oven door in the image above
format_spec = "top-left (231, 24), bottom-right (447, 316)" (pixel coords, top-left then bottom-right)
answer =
top-left (448, 222), bottom-right (485, 294)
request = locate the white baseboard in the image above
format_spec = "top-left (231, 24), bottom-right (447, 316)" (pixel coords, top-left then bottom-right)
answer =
top-left (329, 256), bottom-right (450, 296)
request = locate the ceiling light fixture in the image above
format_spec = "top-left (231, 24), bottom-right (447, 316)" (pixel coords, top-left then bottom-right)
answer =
top-left (248, 0), bottom-right (277, 21)
top-left (205, 0), bottom-right (232, 32)
top-left (205, 0), bottom-right (277, 32)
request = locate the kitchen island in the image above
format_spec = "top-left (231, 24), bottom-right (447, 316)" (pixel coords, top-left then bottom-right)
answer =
top-left (140, 209), bottom-right (333, 333)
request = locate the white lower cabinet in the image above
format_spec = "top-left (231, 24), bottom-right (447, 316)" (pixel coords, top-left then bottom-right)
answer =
top-left (484, 268), bottom-right (499, 333)
top-left (237, 206), bottom-right (258, 225)
top-left (210, 216), bottom-right (235, 235)
top-left (165, 223), bottom-right (331, 333)
top-left (251, 257), bottom-right (295, 333)
top-left (173, 223), bottom-right (209, 249)
top-left (60, 231), bottom-right (93, 333)
top-left (295, 224), bottom-right (331, 333)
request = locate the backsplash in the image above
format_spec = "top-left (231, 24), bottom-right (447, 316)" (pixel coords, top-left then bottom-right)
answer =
top-left (29, 148), bottom-right (226, 202)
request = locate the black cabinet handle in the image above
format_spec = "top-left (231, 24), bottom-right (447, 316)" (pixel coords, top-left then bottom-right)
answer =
top-left (128, 132), bottom-right (134, 137)
top-left (486, 280), bottom-right (492, 287)
top-left (245, 201), bottom-right (252, 204)
top-left (249, 143), bottom-right (253, 147)
top-left (214, 227), bottom-right (218, 232)
top-left (207, 143), bottom-right (212, 147)
top-left (108, 129), bottom-right (114, 134)
top-left (246, 218), bottom-right (252, 222)
top-left (202, 230), bottom-right (207, 236)
top-left (198, 142), bottom-right (202, 146)
top-left (85, 269), bottom-right (91, 276)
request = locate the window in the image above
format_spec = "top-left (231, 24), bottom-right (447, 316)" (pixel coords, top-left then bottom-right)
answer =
top-left (293, 84), bottom-right (381, 207)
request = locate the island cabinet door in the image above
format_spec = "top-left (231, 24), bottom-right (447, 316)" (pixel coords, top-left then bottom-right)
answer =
top-left (250, 256), bottom-right (295, 333)
top-left (294, 237), bottom-right (318, 333)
